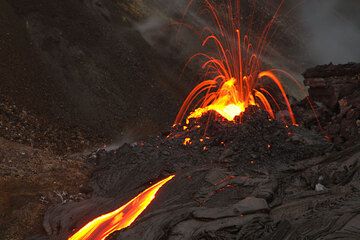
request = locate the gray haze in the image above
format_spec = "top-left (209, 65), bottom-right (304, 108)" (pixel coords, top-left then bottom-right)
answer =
top-left (135, 0), bottom-right (360, 66)
top-left (300, 0), bottom-right (360, 65)
top-left (134, 0), bottom-right (204, 59)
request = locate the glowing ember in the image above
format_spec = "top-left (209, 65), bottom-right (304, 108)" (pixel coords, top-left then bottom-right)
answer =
top-left (68, 175), bottom-right (174, 240)
top-left (175, 0), bottom-right (297, 126)
top-left (183, 137), bottom-right (192, 145)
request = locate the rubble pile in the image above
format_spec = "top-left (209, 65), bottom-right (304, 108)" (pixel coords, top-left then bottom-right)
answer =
top-left (170, 106), bottom-right (328, 170)
top-left (0, 96), bottom-right (101, 239)
top-left (303, 63), bottom-right (360, 147)
top-left (0, 95), bottom-right (106, 154)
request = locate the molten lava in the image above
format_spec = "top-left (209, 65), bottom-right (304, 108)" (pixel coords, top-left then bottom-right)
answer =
top-left (183, 137), bottom-right (192, 145)
top-left (175, 0), bottom-right (297, 126)
top-left (68, 175), bottom-right (174, 240)
top-left (186, 78), bottom-right (249, 123)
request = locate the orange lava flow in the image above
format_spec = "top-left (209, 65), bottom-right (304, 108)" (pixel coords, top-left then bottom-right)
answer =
top-left (175, 0), bottom-right (297, 126)
top-left (68, 175), bottom-right (175, 240)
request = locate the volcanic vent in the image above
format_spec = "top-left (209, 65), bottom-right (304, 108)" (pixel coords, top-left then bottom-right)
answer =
top-left (174, 0), bottom-right (298, 127)
top-left (43, 101), bottom-right (334, 240)
top-left (38, 60), bottom-right (360, 239)
top-left (31, 1), bottom-right (360, 240)
top-left (45, 1), bottom-right (325, 239)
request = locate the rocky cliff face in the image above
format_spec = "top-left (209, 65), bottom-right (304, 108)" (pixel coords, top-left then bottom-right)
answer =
top-left (303, 63), bottom-right (360, 146)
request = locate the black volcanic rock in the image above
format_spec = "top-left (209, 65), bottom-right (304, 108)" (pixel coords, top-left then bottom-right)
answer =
top-left (301, 63), bottom-right (360, 147)
top-left (303, 62), bottom-right (360, 78)
top-left (42, 108), bottom-right (335, 240)
top-left (37, 63), bottom-right (360, 240)
top-left (303, 66), bottom-right (360, 110)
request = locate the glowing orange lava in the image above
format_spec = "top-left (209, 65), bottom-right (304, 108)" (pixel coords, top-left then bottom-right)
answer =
top-left (175, 0), bottom-right (297, 126)
top-left (183, 137), bottom-right (192, 145)
top-left (68, 175), bottom-right (174, 240)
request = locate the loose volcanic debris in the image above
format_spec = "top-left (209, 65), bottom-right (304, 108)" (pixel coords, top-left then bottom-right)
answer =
top-left (0, 95), bottom-right (104, 239)
top-left (39, 64), bottom-right (360, 240)
top-left (301, 63), bottom-right (360, 147)
top-left (0, 95), bottom-right (106, 154)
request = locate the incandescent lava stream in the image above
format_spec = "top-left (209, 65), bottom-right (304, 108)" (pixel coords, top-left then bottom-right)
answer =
top-left (68, 175), bottom-right (175, 240)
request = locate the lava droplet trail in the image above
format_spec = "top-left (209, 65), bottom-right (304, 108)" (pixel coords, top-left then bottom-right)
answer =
top-left (175, 0), bottom-right (298, 127)
top-left (68, 175), bottom-right (175, 240)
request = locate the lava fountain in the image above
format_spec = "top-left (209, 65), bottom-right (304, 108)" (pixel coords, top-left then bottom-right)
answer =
top-left (68, 175), bottom-right (174, 240)
top-left (175, 0), bottom-right (297, 126)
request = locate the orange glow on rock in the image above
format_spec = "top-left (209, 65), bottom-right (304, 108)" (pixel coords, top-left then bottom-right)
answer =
top-left (175, 0), bottom-right (297, 126)
top-left (186, 78), bottom-right (249, 123)
top-left (68, 175), bottom-right (175, 240)
top-left (183, 137), bottom-right (192, 145)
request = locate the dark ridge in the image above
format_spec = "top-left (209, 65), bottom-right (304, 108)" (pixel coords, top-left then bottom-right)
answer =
top-left (303, 62), bottom-right (360, 78)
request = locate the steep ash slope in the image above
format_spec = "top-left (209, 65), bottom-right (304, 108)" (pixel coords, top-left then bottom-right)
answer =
top-left (0, 0), bottom-right (186, 136)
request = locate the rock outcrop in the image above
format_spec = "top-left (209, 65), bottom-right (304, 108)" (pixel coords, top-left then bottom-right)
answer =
top-left (303, 63), bottom-right (360, 146)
